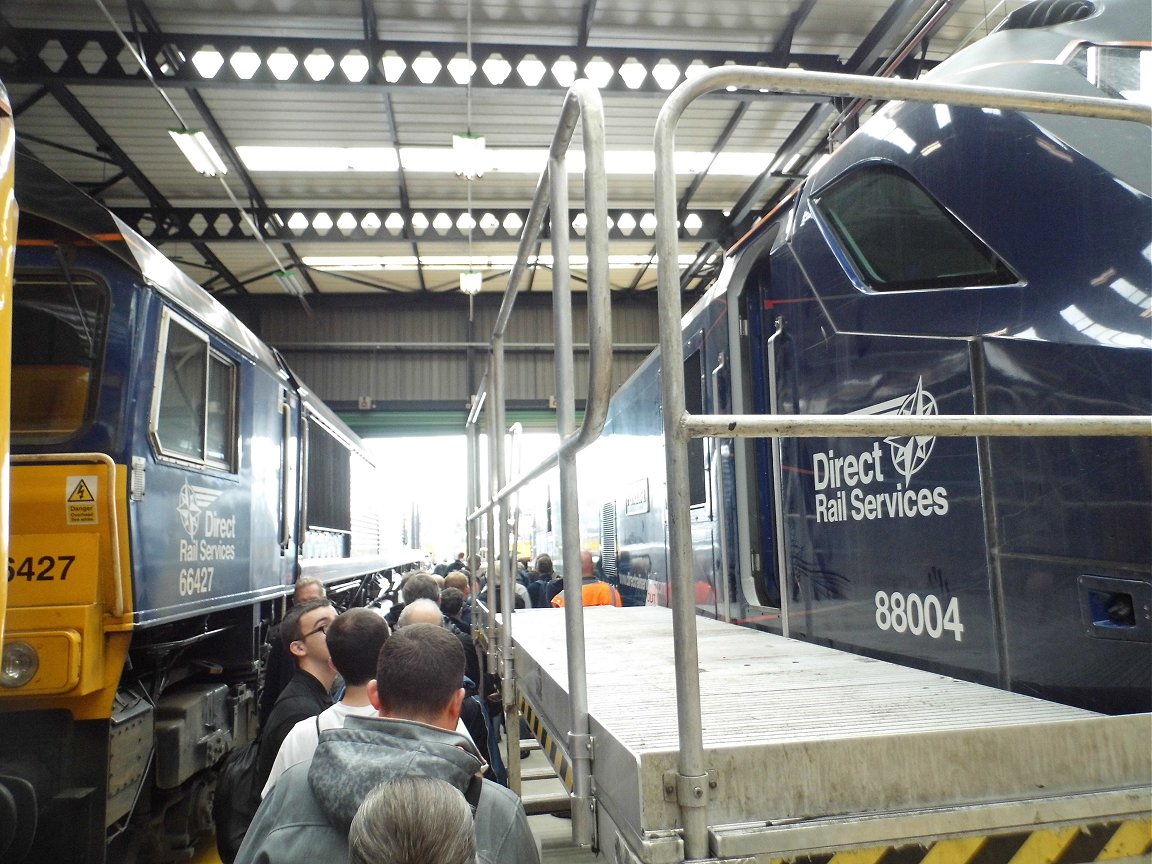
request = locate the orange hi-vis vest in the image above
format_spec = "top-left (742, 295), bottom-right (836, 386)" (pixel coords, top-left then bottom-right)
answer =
top-left (552, 580), bottom-right (622, 608)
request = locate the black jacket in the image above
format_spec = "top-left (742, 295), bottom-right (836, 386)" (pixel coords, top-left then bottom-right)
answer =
top-left (256, 669), bottom-right (332, 792)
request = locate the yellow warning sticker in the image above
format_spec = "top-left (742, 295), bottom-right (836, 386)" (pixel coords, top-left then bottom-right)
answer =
top-left (66, 475), bottom-right (98, 524)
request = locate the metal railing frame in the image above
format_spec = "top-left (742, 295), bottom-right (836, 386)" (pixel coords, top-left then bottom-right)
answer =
top-left (465, 78), bottom-right (614, 845)
top-left (653, 66), bottom-right (1151, 860)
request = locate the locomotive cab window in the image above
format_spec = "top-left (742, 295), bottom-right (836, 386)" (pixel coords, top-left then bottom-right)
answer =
top-left (152, 310), bottom-right (237, 471)
top-left (11, 273), bottom-right (107, 441)
top-left (813, 164), bottom-right (1019, 292)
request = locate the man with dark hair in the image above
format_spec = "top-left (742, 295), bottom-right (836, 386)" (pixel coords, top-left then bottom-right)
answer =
top-left (443, 571), bottom-right (473, 625)
top-left (261, 608), bottom-right (390, 796)
top-left (237, 624), bottom-right (539, 864)
top-left (260, 578), bottom-right (327, 725)
top-left (439, 586), bottom-right (465, 622)
top-left (384, 571), bottom-right (441, 629)
top-left (255, 598), bottom-right (338, 793)
top-left (527, 554), bottom-right (553, 609)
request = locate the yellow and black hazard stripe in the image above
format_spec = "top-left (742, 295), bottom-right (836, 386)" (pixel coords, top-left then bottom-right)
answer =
top-left (771, 818), bottom-right (1150, 864)
top-left (518, 693), bottom-right (574, 791)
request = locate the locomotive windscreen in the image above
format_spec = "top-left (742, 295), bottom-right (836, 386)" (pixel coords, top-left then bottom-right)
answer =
top-left (11, 274), bottom-right (106, 438)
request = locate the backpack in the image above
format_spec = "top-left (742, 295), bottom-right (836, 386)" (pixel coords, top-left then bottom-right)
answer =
top-left (212, 737), bottom-right (261, 864)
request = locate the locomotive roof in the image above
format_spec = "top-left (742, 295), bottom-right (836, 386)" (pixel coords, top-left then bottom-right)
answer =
top-left (15, 152), bottom-right (279, 371)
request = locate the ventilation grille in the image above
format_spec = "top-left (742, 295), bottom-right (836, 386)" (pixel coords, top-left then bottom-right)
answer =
top-left (600, 502), bottom-right (618, 580)
top-left (1000, 0), bottom-right (1096, 31)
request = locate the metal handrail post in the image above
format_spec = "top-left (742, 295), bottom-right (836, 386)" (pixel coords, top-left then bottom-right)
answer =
top-left (463, 79), bottom-right (612, 847)
top-left (551, 150), bottom-right (595, 844)
top-left (653, 85), bottom-right (710, 864)
top-left (465, 394), bottom-right (481, 608)
top-left (654, 65), bottom-right (1150, 861)
top-left (485, 371), bottom-right (499, 677)
top-left (464, 80), bottom-right (615, 527)
top-left (765, 321), bottom-right (790, 637)
top-left (493, 334), bottom-right (522, 788)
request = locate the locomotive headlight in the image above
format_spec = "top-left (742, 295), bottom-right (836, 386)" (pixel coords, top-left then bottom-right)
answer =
top-left (1, 642), bottom-right (40, 688)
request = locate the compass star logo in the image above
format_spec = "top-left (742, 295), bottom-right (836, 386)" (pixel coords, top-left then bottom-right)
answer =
top-left (177, 482), bottom-right (222, 540)
top-left (884, 377), bottom-right (938, 483)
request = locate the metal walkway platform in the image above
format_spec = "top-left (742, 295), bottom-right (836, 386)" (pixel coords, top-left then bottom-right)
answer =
top-left (509, 606), bottom-right (1151, 862)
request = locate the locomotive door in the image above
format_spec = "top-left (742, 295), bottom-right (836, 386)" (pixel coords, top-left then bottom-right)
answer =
top-left (685, 340), bottom-right (721, 618)
top-left (278, 387), bottom-right (300, 558)
top-left (733, 246), bottom-right (790, 629)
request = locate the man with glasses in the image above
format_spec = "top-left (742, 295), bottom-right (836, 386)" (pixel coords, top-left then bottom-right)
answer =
top-left (255, 597), bottom-right (339, 793)
top-left (237, 624), bottom-right (540, 864)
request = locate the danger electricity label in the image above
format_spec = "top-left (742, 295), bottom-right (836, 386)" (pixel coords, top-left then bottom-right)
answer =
top-left (67, 475), bottom-right (98, 524)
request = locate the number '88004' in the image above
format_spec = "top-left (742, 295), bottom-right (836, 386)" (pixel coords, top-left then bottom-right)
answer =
top-left (874, 590), bottom-right (964, 641)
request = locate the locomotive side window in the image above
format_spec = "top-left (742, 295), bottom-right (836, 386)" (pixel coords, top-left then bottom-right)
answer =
top-left (302, 413), bottom-right (353, 557)
top-left (11, 274), bottom-right (107, 440)
top-left (153, 311), bottom-right (237, 471)
top-left (813, 165), bottom-right (1019, 292)
top-left (1067, 44), bottom-right (1151, 103)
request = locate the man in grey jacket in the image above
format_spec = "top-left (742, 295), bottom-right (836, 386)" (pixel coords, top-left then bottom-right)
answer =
top-left (235, 623), bottom-right (539, 864)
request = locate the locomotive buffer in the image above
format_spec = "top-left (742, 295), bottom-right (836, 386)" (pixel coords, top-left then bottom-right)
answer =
top-left (509, 606), bottom-right (1151, 864)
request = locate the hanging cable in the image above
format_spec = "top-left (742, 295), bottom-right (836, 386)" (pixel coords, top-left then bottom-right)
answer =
top-left (92, 0), bottom-right (301, 292)
top-left (467, 0), bottom-right (476, 320)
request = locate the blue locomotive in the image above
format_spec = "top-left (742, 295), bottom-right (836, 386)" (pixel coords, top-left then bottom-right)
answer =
top-left (583, 0), bottom-right (1150, 715)
top-left (0, 155), bottom-right (417, 862)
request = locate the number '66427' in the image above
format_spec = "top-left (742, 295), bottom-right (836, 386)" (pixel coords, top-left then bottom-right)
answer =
top-left (8, 555), bottom-right (76, 582)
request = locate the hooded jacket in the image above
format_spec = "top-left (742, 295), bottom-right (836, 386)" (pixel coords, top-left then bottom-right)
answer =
top-left (235, 714), bottom-right (540, 864)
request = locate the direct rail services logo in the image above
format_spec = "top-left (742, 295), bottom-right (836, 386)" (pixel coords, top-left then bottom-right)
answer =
top-left (176, 481), bottom-right (237, 562)
top-left (813, 378), bottom-right (949, 524)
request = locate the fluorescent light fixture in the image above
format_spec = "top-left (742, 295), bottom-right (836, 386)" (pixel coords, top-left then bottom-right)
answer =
top-left (240, 145), bottom-right (773, 177)
top-left (275, 269), bottom-right (307, 295)
top-left (460, 271), bottom-right (483, 294)
top-left (452, 134), bottom-right (487, 180)
top-left (237, 146), bottom-right (399, 172)
top-left (303, 254), bottom-right (697, 271)
top-left (169, 129), bottom-right (229, 177)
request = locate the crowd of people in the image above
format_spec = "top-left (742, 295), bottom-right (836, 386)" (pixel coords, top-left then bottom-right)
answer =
top-left (227, 548), bottom-right (621, 864)
top-left (466, 550), bottom-right (622, 611)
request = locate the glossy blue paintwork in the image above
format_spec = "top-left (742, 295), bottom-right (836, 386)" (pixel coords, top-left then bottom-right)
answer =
top-left (580, 14), bottom-right (1150, 714)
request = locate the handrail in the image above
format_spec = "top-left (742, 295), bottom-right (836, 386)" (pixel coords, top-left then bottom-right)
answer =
top-left (654, 66), bottom-right (1152, 861)
top-left (464, 78), bottom-right (612, 845)
top-left (682, 414), bottom-right (1152, 438)
top-left (466, 79), bottom-right (614, 526)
